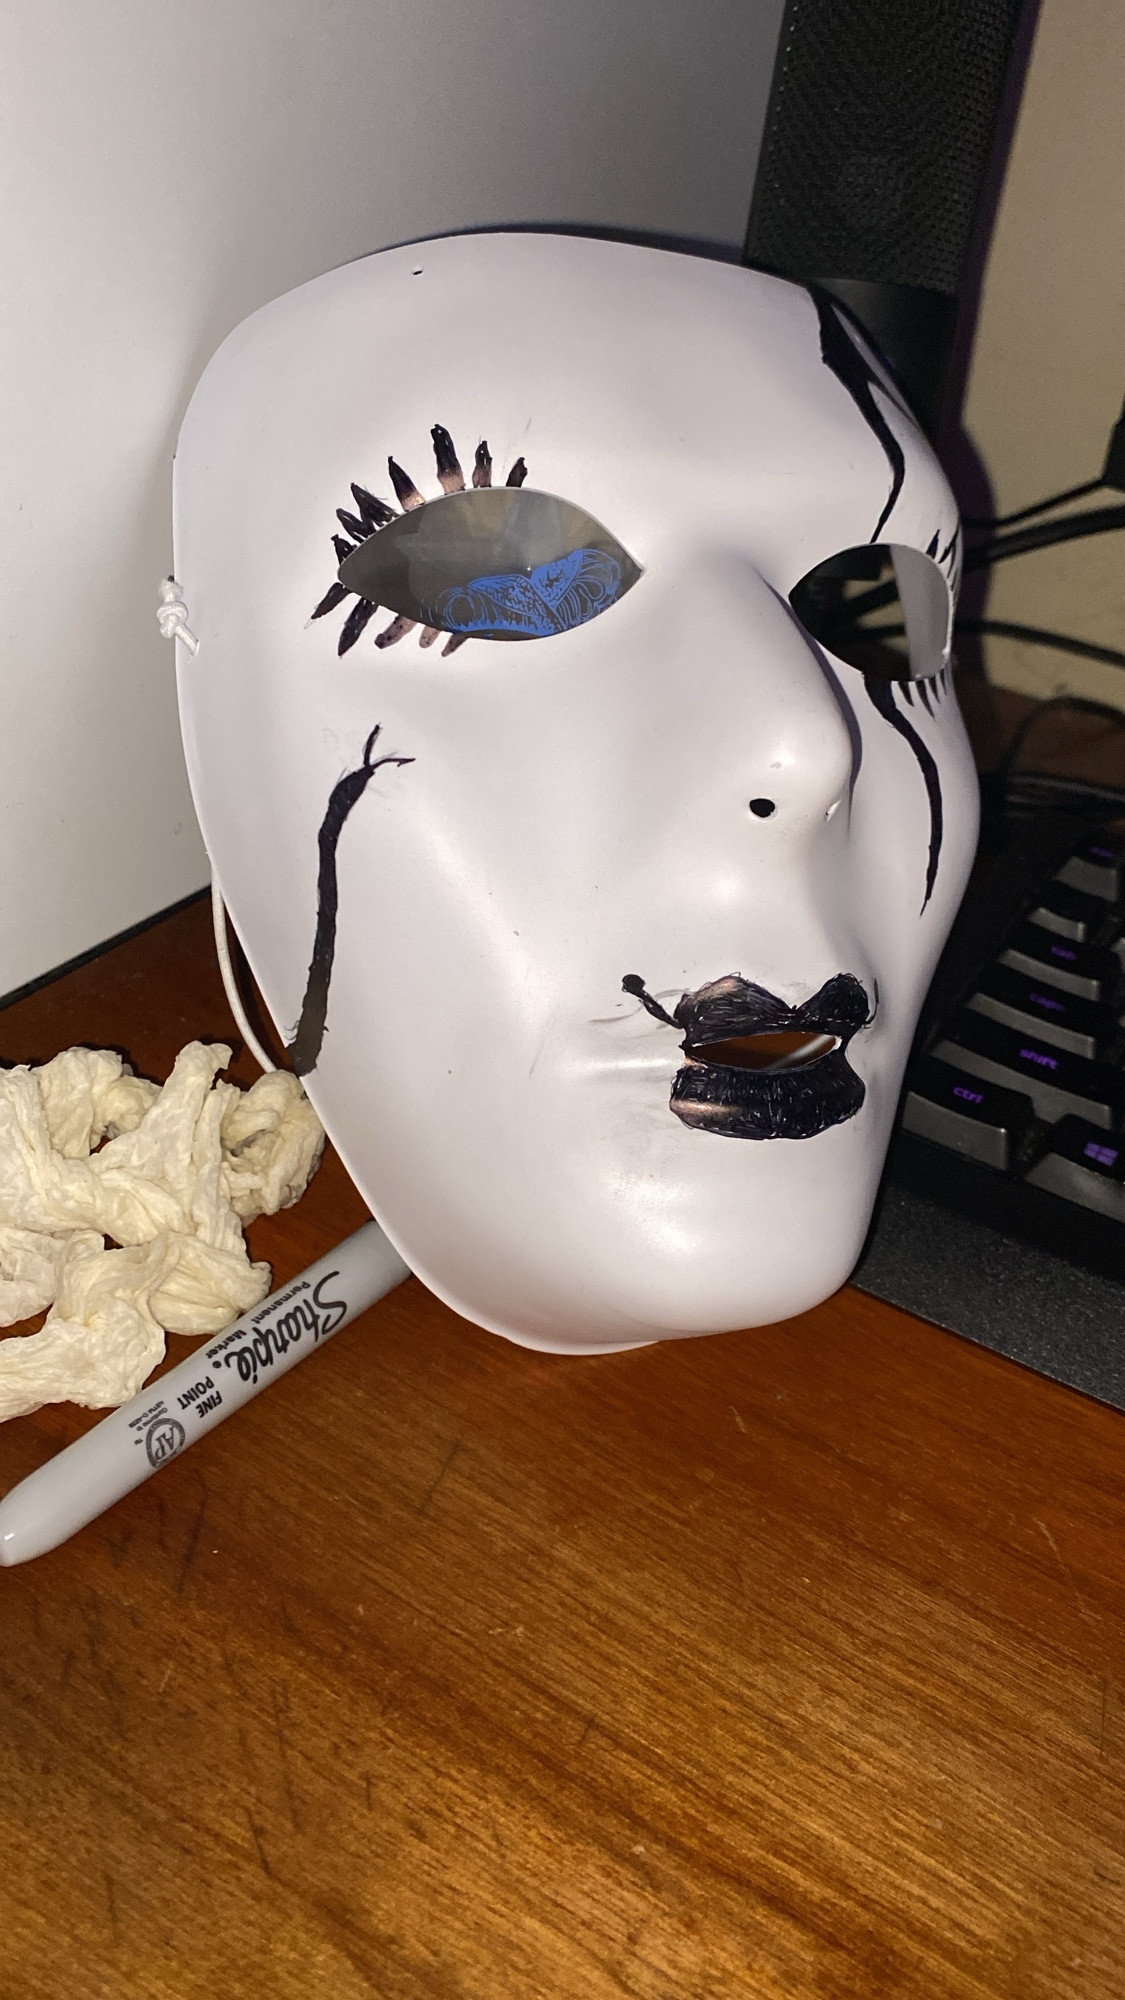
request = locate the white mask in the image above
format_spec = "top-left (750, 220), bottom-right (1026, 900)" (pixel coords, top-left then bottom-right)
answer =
top-left (175, 232), bottom-right (978, 1352)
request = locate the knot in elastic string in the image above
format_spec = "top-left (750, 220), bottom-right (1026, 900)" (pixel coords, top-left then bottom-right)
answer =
top-left (157, 577), bottom-right (199, 654)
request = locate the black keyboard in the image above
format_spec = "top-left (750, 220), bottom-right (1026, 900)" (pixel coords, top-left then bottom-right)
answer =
top-left (856, 810), bottom-right (1125, 1410)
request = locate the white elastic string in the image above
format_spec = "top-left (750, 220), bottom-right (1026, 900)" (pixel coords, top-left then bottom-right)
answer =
top-left (210, 875), bottom-right (278, 1074)
top-left (157, 576), bottom-right (199, 654)
top-left (160, 576), bottom-right (276, 1073)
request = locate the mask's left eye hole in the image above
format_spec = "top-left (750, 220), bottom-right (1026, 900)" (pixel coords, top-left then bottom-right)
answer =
top-left (789, 542), bottom-right (952, 681)
top-left (338, 486), bottom-right (642, 641)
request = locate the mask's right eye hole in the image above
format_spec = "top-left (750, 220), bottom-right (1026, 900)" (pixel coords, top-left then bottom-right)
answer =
top-left (338, 486), bottom-right (641, 640)
top-left (789, 542), bottom-right (952, 681)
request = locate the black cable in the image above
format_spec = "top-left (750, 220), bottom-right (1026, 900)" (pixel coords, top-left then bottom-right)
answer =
top-left (953, 620), bottom-right (1125, 672)
top-left (827, 504), bottom-right (1125, 629)
top-left (961, 479), bottom-right (1103, 532)
top-left (962, 504), bottom-right (1125, 571)
top-left (993, 695), bottom-right (1125, 789)
top-left (1002, 771), bottom-right (1125, 816)
top-left (839, 507), bottom-right (1125, 630)
top-left (821, 614), bottom-right (1125, 675)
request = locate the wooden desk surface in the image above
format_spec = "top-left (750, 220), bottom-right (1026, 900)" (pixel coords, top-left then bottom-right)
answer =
top-left (1, 898), bottom-right (1123, 2000)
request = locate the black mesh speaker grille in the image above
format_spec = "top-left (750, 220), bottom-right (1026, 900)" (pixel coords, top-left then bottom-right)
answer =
top-left (744, 0), bottom-right (1022, 294)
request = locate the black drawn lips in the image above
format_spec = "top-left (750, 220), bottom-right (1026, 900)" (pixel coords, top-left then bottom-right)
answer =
top-left (653, 971), bottom-right (873, 1141)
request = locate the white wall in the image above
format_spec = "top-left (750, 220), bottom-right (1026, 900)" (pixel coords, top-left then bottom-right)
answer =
top-left (1, 0), bottom-right (782, 997)
top-left (959, 0), bottom-right (1125, 713)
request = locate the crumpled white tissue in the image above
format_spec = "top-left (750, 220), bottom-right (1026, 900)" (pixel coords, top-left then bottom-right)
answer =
top-left (0, 1044), bottom-right (324, 1420)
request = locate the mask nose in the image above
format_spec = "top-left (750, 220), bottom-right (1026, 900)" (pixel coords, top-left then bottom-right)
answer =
top-left (636, 547), bottom-right (858, 847)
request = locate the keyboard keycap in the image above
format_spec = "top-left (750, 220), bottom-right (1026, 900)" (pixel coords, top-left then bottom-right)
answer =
top-left (1027, 881), bottom-right (1111, 945)
top-left (964, 964), bottom-right (1115, 1060)
top-left (1025, 1115), bottom-right (1125, 1220)
top-left (1055, 832), bottom-right (1125, 903)
top-left (999, 922), bottom-right (1121, 1003)
top-left (902, 1057), bottom-right (1036, 1169)
top-left (935, 1010), bottom-right (1125, 1127)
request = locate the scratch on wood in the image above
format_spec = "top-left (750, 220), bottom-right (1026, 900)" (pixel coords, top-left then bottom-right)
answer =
top-left (83, 1589), bottom-right (104, 1667)
top-left (221, 1637), bottom-right (247, 1700)
top-left (106, 1527), bottom-right (133, 1569)
top-left (158, 1661), bottom-right (174, 1696)
top-left (379, 1668), bottom-right (405, 1719)
top-left (245, 1809), bottom-right (273, 1879)
top-left (238, 1724), bottom-right (260, 1784)
top-left (103, 1668), bottom-right (131, 1744)
top-left (730, 1406), bottom-right (747, 1434)
top-left (1033, 1516), bottom-right (1101, 1628)
top-left (576, 1715), bottom-right (596, 1752)
top-left (176, 1486), bottom-right (208, 1596)
top-left (417, 1437), bottom-right (462, 1516)
top-left (272, 1683), bottom-right (303, 1831)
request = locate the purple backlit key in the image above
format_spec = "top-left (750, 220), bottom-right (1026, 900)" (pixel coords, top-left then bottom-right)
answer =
top-left (902, 1057), bottom-right (1036, 1171)
top-left (965, 963), bottom-right (1113, 1061)
top-left (1055, 832), bottom-right (1125, 904)
top-left (1028, 881), bottom-right (1110, 945)
top-left (936, 1011), bottom-right (1125, 1127)
top-left (1026, 1115), bottom-right (1125, 1220)
top-left (999, 921), bottom-right (1120, 1004)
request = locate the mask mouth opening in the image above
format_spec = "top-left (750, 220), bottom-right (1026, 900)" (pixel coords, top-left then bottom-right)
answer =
top-left (683, 1030), bottom-right (840, 1073)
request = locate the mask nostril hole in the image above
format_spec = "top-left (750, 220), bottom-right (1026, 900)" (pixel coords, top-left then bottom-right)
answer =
top-left (748, 797), bottom-right (776, 819)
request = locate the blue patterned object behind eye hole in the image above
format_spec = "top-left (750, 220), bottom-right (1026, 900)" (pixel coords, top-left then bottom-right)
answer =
top-left (431, 547), bottom-right (623, 637)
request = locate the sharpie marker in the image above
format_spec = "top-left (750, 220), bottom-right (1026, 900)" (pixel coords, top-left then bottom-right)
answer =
top-left (0, 1222), bottom-right (410, 1567)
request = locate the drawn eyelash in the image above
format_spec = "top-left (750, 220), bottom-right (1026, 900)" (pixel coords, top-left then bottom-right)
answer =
top-left (312, 424), bottom-right (639, 655)
top-left (312, 426), bottom-right (534, 657)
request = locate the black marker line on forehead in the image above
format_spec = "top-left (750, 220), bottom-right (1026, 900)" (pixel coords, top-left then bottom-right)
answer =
top-left (810, 287), bottom-right (908, 543)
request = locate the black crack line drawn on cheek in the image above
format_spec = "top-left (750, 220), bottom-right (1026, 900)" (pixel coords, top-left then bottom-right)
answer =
top-left (811, 287), bottom-right (908, 544)
top-left (864, 678), bottom-right (943, 911)
top-left (287, 726), bottom-right (414, 1076)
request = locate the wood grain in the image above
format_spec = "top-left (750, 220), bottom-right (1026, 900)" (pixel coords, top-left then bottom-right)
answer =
top-left (1, 897), bottom-right (1123, 1999)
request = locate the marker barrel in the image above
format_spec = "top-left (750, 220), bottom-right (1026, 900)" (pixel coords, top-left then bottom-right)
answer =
top-left (0, 1222), bottom-right (409, 1566)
